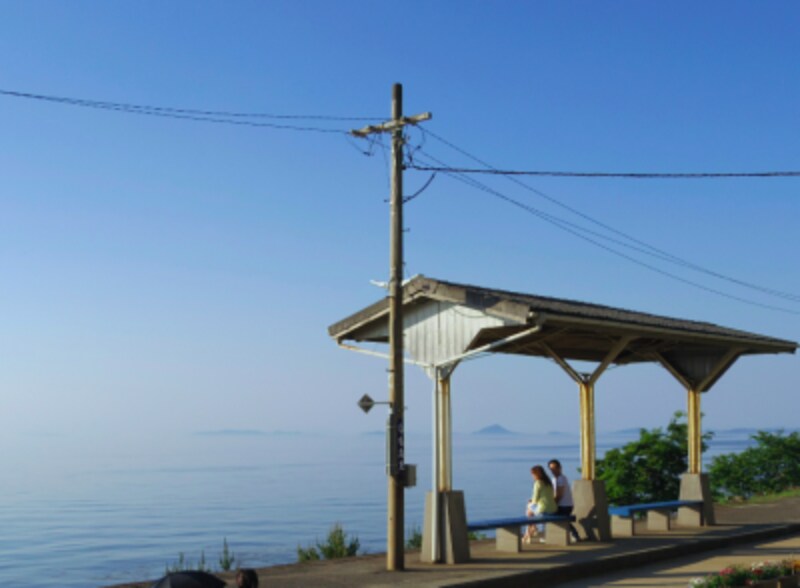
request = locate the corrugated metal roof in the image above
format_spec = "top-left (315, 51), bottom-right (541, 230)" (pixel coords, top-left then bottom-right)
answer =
top-left (329, 276), bottom-right (797, 363)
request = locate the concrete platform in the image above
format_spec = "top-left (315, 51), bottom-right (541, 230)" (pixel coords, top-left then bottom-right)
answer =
top-left (555, 533), bottom-right (800, 587)
top-left (109, 499), bottom-right (800, 587)
top-left (247, 523), bottom-right (800, 587)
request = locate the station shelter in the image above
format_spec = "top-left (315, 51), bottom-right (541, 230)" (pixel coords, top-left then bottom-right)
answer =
top-left (328, 275), bottom-right (797, 563)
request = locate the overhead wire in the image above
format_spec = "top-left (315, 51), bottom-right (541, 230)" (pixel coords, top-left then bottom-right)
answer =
top-left (406, 164), bottom-right (800, 179)
top-left (0, 88), bottom-right (382, 134)
top-left (0, 88), bottom-right (382, 120)
top-left (403, 173), bottom-right (437, 204)
top-left (417, 128), bottom-right (800, 304)
top-left (7, 87), bottom-right (798, 309)
top-left (414, 150), bottom-right (695, 264)
top-left (411, 148), bottom-right (800, 315)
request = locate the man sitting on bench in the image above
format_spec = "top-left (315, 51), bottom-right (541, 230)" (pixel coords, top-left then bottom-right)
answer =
top-left (548, 459), bottom-right (581, 543)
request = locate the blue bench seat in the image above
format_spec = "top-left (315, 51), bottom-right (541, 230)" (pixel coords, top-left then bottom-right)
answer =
top-left (467, 514), bottom-right (576, 551)
top-left (609, 500), bottom-right (704, 536)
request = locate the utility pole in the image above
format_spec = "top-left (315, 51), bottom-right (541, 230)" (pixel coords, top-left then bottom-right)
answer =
top-left (351, 84), bottom-right (431, 571)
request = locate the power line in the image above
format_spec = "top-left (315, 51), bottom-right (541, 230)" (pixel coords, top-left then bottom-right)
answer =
top-left (407, 163), bottom-right (800, 179)
top-left (411, 149), bottom-right (800, 315)
top-left (0, 88), bottom-right (382, 120)
top-left (415, 128), bottom-right (800, 304)
top-left (0, 88), bottom-right (382, 134)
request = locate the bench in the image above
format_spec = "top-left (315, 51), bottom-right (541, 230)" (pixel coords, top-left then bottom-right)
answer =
top-left (609, 500), bottom-right (704, 536)
top-left (467, 514), bottom-right (577, 551)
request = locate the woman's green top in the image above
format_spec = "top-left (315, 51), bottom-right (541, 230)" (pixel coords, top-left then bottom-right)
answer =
top-left (531, 480), bottom-right (558, 514)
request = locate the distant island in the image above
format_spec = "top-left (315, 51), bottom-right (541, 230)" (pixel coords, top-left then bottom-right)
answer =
top-left (473, 424), bottom-right (518, 436)
top-left (471, 426), bottom-right (580, 436)
top-left (603, 426), bottom-right (798, 437)
top-left (194, 429), bottom-right (299, 437)
top-left (609, 427), bottom-right (645, 435)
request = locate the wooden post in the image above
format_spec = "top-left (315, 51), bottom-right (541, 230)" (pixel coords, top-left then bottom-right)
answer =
top-left (387, 82), bottom-right (405, 571)
top-left (349, 87), bottom-right (430, 571)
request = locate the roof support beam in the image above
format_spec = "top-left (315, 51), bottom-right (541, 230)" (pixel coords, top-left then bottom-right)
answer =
top-left (654, 351), bottom-right (694, 390)
top-left (589, 336), bottom-right (635, 386)
top-left (697, 348), bottom-right (743, 393)
top-left (337, 341), bottom-right (431, 368)
top-left (434, 325), bottom-right (543, 374)
top-left (542, 336), bottom-right (634, 480)
top-left (655, 347), bottom-right (743, 393)
top-left (657, 347), bottom-right (743, 474)
top-left (540, 342), bottom-right (583, 384)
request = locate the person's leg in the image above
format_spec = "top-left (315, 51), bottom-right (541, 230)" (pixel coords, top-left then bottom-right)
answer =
top-left (558, 505), bottom-right (580, 541)
top-left (523, 503), bottom-right (535, 542)
top-left (534, 506), bottom-right (545, 536)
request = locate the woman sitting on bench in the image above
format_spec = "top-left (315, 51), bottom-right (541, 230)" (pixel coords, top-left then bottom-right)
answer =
top-left (523, 465), bottom-right (557, 544)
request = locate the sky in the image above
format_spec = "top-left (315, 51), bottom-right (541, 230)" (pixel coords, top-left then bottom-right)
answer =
top-left (1, 2), bottom-right (799, 451)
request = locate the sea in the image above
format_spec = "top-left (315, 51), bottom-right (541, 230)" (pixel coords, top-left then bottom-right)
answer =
top-left (0, 427), bottom-right (779, 587)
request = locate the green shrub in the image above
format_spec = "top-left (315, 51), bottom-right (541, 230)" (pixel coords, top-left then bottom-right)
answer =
top-left (595, 412), bottom-right (712, 505)
top-left (297, 523), bottom-right (360, 562)
top-left (165, 552), bottom-right (189, 574)
top-left (165, 550), bottom-right (208, 574)
top-left (297, 544), bottom-right (321, 562)
top-left (405, 525), bottom-right (423, 549)
top-left (165, 539), bottom-right (237, 573)
top-left (709, 430), bottom-right (800, 500)
top-left (218, 537), bottom-right (237, 571)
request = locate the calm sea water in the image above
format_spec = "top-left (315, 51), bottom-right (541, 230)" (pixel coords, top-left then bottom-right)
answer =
top-left (0, 429), bottom-right (764, 587)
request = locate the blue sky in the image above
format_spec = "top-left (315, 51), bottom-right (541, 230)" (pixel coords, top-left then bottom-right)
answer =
top-left (1, 2), bottom-right (798, 447)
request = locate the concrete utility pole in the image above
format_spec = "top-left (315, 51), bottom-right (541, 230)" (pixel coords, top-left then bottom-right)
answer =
top-left (351, 84), bottom-right (431, 571)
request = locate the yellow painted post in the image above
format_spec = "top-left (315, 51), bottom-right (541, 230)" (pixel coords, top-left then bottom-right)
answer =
top-left (438, 375), bottom-right (452, 491)
top-left (688, 389), bottom-right (701, 474)
top-left (579, 381), bottom-right (596, 480)
top-left (588, 381), bottom-right (596, 480)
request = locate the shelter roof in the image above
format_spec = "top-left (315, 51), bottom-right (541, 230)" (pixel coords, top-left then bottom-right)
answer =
top-left (328, 275), bottom-right (797, 366)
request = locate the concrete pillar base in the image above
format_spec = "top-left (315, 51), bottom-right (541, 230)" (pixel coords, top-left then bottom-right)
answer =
top-left (545, 521), bottom-right (570, 546)
top-left (647, 509), bottom-right (671, 531)
top-left (572, 479), bottom-right (611, 541)
top-left (421, 490), bottom-right (470, 564)
top-left (611, 514), bottom-right (633, 537)
top-left (679, 473), bottom-right (715, 526)
top-left (496, 526), bottom-right (521, 552)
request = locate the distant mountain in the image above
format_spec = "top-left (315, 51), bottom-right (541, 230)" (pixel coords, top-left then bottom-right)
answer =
top-left (474, 424), bottom-right (518, 436)
top-left (195, 429), bottom-right (266, 436)
top-left (715, 427), bottom-right (797, 435)
top-left (717, 427), bottom-right (761, 435)
top-left (605, 426), bottom-right (797, 437)
top-left (194, 429), bottom-right (299, 437)
top-left (609, 427), bottom-right (645, 435)
top-left (546, 430), bottom-right (576, 437)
